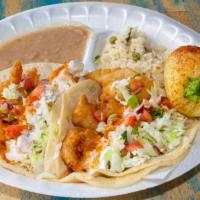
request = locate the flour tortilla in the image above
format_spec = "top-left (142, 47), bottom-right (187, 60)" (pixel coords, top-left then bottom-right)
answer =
top-left (0, 62), bottom-right (75, 177)
top-left (51, 79), bottom-right (200, 187)
top-left (0, 62), bottom-right (62, 81)
top-left (43, 79), bottom-right (101, 179)
top-left (58, 121), bottom-right (199, 188)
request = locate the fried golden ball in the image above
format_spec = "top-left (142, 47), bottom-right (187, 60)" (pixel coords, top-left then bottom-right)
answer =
top-left (164, 45), bottom-right (200, 117)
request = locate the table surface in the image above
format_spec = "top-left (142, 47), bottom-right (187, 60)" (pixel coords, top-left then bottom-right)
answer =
top-left (0, 0), bottom-right (199, 200)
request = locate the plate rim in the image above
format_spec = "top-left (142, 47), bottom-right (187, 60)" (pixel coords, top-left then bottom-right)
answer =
top-left (0, 2), bottom-right (199, 198)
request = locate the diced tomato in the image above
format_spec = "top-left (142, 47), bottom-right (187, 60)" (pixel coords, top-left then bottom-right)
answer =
top-left (26, 82), bottom-right (45, 104)
top-left (140, 109), bottom-right (153, 122)
top-left (161, 97), bottom-right (173, 109)
top-left (123, 106), bottom-right (128, 112)
top-left (0, 142), bottom-right (5, 149)
top-left (124, 116), bottom-right (140, 127)
top-left (130, 79), bottom-right (143, 94)
top-left (22, 78), bottom-right (35, 90)
top-left (114, 118), bottom-right (124, 126)
top-left (48, 66), bottom-right (65, 81)
top-left (126, 141), bottom-right (144, 151)
top-left (94, 110), bottom-right (104, 122)
top-left (10, 105), bottom-right (24, 115)
top-left (4, 125), bottom-right (29, 139)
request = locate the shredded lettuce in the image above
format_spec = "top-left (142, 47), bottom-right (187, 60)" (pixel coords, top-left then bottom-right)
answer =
top-left (111, 78), bottom-right (131, 105)
top-left (139, 110), bottom-right (185, 151)
top-left (99, 147), bottom-right (124, 172)
top-left (2, 83), bottom-right (20, 100)
top-left (141, 132), bottom-right (157, 144)
top-left (98, 109), bottom-right (185, 172)
top-left (29, 128), bottom-right (48, 165)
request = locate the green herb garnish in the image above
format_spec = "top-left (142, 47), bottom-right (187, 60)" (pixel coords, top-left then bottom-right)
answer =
top-left (132, 52), bottom-right (141, 62)
top-left (121, 131), bottom-right (128, 142)
top-left (109, 36), bottom-right (117, 44)
top-left (184, 77), bottom-right (200, 103)
top-left (93, 54), bottom-right (101, 64)
top-left (127, 95), bottom-right (139, 109)
top-left (151, 108), bottom-right (163, 118)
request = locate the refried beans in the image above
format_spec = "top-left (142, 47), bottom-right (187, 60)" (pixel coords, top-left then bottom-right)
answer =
top-left (0, 25), bottom-right (90, 69)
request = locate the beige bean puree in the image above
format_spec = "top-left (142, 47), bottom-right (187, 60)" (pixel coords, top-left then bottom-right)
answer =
top-left (0, 25), bottom-right (89, 69)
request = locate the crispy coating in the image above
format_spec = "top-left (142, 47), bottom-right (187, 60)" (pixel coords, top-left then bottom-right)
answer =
top-left (100, 84), bottom-right (123, 118)
top-left (86, 68), bottom-right (136, 86)
top-left (136, 75), bottom-right (153, 101)
top-left (164, 45), bottom-right (200, 117)
top-left (25, 67), bottom-right (39, 85)
top-left (86, 68), bottom-right (136, 118)
top-left (100, 98), bottom-right (123, 118)
top-left (10, 60), bottom-right (23, 84)
top-left (72, 94), bottom-right (98, 129)
top-left (101, 75), bottom-right (153, 103)
top-left (61, 127), bottom-right (99, 171)
top-left (98, 75), bottom-right (152, 118)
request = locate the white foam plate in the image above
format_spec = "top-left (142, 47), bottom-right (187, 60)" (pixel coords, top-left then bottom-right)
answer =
top-left (0, 2), bottom-right (199, 198)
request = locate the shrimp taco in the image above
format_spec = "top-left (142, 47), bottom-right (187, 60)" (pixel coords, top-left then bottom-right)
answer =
top-left (47, 67), bottom-right (199, 187)
top-left (0, 61), bottom-right (76, 177)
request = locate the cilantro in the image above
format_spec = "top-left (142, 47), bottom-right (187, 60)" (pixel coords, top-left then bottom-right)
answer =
top-left (151, 108), bottom-right (163, 118)
top-left (121, 131), bottom-right (128, 142)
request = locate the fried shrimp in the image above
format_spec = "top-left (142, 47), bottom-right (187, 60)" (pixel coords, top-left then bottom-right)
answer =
top-left (61, 127), bottom-right (100, 172)
top-left (99, 85), bottom-right (123, 118)
top-left (164, 45), bottom-right (200, 117)
top-left (72, 94), bottom-right (98, 129)
top-left (25, 67), bottom-right (39, 85)
top-left (10, 60), bottom-right (23, 84)
top-left (86, 68), bottom-right (136, 86)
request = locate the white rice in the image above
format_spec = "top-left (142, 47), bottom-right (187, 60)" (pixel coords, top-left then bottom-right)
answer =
top-left (95, 27), bottom-right (167, 89)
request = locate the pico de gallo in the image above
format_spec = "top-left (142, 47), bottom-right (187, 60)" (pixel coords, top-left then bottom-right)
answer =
top-left (0, 61), bottom-right (75, 172)
top-left (65, 70), bottom-right (186, 173)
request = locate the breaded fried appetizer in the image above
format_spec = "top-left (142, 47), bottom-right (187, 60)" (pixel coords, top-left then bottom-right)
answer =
top-left (164, 45), bottom-right (200, 117)
top-left (61, 127), bottom-right (100, 172)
